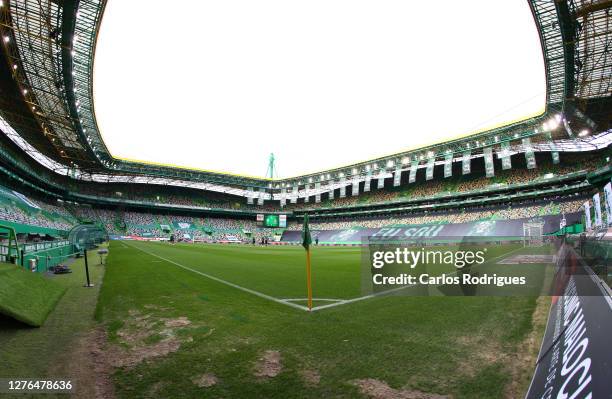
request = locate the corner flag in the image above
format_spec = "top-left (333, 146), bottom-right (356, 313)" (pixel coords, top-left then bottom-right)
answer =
top-left (302, 215), bottom-right (313, 310)
top-left (302, 214), bottom-right (312, 250)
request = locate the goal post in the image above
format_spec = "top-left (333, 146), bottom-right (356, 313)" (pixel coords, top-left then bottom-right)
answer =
top-left (523, 221), bottom-right (545, 247)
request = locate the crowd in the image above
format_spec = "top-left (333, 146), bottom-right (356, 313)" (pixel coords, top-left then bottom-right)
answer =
top-left (0, 203), bottom-right (73, 230)
top-left (286, 198), bottom-right (585, 231)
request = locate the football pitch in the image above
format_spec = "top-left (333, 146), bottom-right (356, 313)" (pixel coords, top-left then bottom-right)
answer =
top-left (95, 240), bottom-right (550, 398)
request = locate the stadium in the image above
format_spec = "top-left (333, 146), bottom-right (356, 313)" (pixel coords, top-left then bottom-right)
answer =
top-left (0, 0), bottom-right (611, 398)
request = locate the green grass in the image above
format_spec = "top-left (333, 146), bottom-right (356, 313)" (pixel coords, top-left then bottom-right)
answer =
top-left (0, 249), bottom-right (106, 398)
top-left (94, 241), bottom-right (548, 398)
top-left (0, 263), bottom-right (66, 326)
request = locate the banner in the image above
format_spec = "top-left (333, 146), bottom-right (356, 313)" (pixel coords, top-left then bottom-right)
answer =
top-left (339, 178), bottom-right (346, 198)
top-left (409, 159), bottom-right (418, 183)
top-left (364, 172), bottom-right (372, 192)
top-left (393, 166), bottom-right (402, 187)
top-left (257, 188), bottom-right (265, 205)
top-left (462, 151), bottom-right (471, 175)
top-left (526, 248), bottom-right (612, 399)
top-left (604, 182), bottom-right (612, 226)
top-left (484, 147), bottom-right (494, 177)
top-left (377, 172), bottom-right (385, 189)
top-left (499, 141), bottom-right (511, 170)
top-left (523, 137), bottom-right (537, 169)
top-left (593, 193), bottom-right (602, 227)
top-left (352, 178), bottom-right (360, 196)
top-left (584, 201), bottom-right (591, 230)
top-left (281, 212), bottom-right (582, 243)
top-left (328, 183), bottom-right (335, 201)
top-left (425, 156), bottom-right (435, 181)
top-left (547, 132), bottom-right (560, 164)
top-left (280, 188), bottom-right (286, 207)
top-left (291, 185), bottom-right (298, 204)
top-left (315, 182), bottom-right (321, 203)
top-left (444, 153), bottom-right (452, 178)
top-left (247, 187), bottom-right (254, 205)
top-left (173, 222), bottom-right (193, 230)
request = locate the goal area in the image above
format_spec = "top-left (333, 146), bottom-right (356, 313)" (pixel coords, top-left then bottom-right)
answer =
top-left (523, 221), bottom-right (545, 247)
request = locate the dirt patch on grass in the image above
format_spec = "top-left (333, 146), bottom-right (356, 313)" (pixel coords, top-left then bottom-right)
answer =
top-left (352, 379), bottom-right (450, 399)
top-left (455, 297), bottom-right (551, 399)
top-left (106, 309), bottom-right (194, 368)
top-left (455, 334), bottom-right (504, 378)
top-left (90, 328), bottom-right (116, 399)
top-left (164, 316), bottom-right (191, 328)
top-left (254, 350), bottom-right (282, 378)
top-left (300, 369), bottom-right (321, 386)
top-left (147, 381), bottom-right (165, 396)
top-left (61, 327), bottom-right (115, 399)
top-left (192, 373), bottom-right (219, 388)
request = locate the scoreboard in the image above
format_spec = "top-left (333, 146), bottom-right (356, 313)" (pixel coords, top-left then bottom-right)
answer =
top-left (256, 214), bottom-right (287, 228)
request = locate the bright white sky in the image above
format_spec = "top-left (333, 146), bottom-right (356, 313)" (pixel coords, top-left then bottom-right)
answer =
top-left (94, 0), bottom-right (545, 179)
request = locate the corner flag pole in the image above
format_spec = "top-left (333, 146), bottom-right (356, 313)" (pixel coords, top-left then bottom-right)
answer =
top-left (302, 214), bottom-right (313, 311)
top-left (306, 247), bottom-right (313, 311)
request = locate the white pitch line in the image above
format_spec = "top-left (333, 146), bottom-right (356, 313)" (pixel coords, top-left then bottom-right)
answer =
top-left (124, 242), bottom-right (310, 312)
top-left (124, 242), bottom-right (529, 313)
top-left (282, 298), bottom-right (345, 303)
top-left (310, 245), bottom-right (528, 312)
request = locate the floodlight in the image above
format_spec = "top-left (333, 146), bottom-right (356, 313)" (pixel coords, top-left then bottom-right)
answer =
top-left (578, 129), bottom-right (589, 137)
top-left (3, 36), bottom-right (9, 43)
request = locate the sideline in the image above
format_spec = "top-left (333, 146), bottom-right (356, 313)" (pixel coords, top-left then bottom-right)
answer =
top-left (124, 241), bottom-right (310, 312)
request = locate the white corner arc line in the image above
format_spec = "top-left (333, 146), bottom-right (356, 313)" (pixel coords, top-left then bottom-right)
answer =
top-left (124, 242), bottom-right (310, 312)
top-left (282, 298), bottom-right (346, 303)
top-left (310, 245), bottom-right (528, 312)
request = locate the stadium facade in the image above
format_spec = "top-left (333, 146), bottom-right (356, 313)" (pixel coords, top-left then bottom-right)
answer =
top-left (0, 2), bottom-right (611, 398)
top-left (0, 0), bottom-right (610, 244)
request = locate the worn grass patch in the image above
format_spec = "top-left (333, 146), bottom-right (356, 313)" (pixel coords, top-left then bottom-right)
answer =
top-left (0, 248), bottom-right (108, 399)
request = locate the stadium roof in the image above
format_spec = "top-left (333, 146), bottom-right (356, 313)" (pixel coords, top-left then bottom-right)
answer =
top-left (0, 0), bottom-right (610, 194)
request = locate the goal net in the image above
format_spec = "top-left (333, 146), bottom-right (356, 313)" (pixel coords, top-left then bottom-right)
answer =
top-left (523, 221), bottom-right (545, 247)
